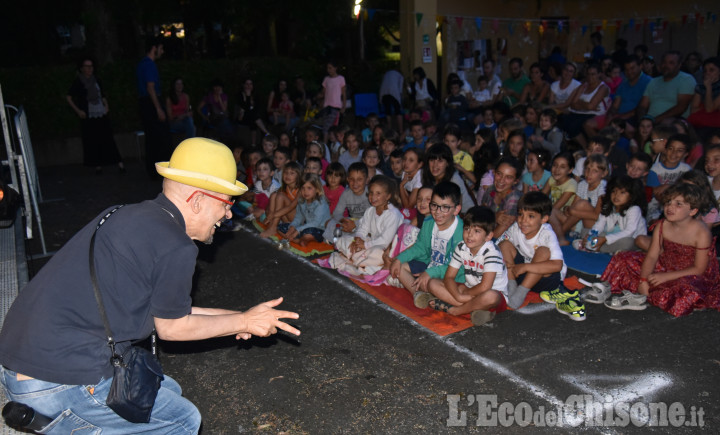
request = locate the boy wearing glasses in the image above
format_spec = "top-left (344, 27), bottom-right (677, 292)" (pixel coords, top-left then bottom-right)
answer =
top-left (389, 181), bottom-right (465, 297)
top-left (496, 192), bottom-right (582, 320)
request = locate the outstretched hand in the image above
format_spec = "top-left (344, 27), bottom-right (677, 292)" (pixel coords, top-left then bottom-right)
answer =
top-left (237, 297), bottom-right (300, 340)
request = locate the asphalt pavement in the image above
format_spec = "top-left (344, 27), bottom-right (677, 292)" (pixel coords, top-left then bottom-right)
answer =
top-left (23, 161), bottom-right (720, 434)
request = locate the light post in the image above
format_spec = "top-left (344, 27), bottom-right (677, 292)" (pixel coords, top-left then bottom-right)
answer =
top-left (354, 0), bottom-right (364, 60)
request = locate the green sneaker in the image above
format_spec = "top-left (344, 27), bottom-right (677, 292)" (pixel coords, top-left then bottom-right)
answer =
top-left (539, 288), bottom-right (578, 304)
top-left (556, 297), bottom-right (587, 321)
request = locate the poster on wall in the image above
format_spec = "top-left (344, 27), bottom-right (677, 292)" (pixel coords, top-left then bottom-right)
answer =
top-left (457, 39), bottom-right (490, 70)
top-left (422, 47), bottom-right (432, 63)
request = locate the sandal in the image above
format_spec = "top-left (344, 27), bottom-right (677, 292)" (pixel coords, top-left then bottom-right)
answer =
top-left (621, 290), bottom-right (647, 304)
top-left (471, 310), bottom-right (496, 326)
top-left (604, 292), bottom-right (648, 311)
top-left (413, 291), bottom-right (434, 309)
top-left (583, 282), bottom-right (611, 304)
top-left (429, 299), bottom-right (454, 312)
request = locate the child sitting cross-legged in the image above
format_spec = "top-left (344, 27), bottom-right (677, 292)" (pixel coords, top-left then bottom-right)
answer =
top-left (278, 173), bottom-right (331, 246)
top-left (259, 161), bottom-right (302, 238)
top-left (389, 181), bottom-right (465, 298)
top-left (414, 206), bottom-right (509, 326)
top-left (496, 192), bottom-right (583, 320)
top-left (600, 183), bottom-right (720, 316)
top-left (329, 175), bottom-right (405, 275)
top-left (575, 175), bottom-right (647, 254)
top-left (242, 157), bottom-right (280, 221)
top-left (322, 162), bottom-right (371, 243)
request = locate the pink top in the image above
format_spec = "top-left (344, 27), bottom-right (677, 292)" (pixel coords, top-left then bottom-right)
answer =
top-left (323, 185), bottom-right (345, 214)
top-left (170, 93), bottom-right (190, 118)
top-left (322, 75), bottom-right (346, 109)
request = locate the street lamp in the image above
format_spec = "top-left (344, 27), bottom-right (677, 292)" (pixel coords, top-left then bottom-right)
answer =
top-left (354, 0), bottom-right (364, 60)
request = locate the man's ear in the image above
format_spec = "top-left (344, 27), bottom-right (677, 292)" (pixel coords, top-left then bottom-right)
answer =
top-left (189, 193), bottom-right (203, 214)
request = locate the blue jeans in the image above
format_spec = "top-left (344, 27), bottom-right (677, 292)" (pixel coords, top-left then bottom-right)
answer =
top-left (1, 366), bottom-right (200, 434)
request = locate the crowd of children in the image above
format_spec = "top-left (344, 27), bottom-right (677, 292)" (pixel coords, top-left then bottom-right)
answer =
top-left (227, 51), bottom-right (720, 324)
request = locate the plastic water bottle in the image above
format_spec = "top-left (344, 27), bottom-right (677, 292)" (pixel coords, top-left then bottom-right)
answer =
top-left (585, 229), bottom-right (599, 251)
top-left (332, 224), bottom-right (342, 245)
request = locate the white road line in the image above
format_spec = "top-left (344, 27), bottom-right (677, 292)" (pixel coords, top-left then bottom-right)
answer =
top-left (241, 227), bottom-right (617, 433)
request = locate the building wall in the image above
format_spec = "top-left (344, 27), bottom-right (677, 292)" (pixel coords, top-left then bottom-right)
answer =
top-left (401, 0), bottom-right (720, 96)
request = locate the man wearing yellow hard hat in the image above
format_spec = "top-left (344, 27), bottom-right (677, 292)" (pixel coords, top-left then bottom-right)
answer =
top-left (0, 138), bottom-right (299, 433)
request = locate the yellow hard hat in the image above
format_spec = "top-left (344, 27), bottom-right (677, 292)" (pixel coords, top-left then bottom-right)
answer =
top-left (155, 138), bottom-right (248, 195)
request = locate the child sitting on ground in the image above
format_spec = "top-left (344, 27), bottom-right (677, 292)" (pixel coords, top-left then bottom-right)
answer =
top-left (389, 181), bottom-right (465, 297)
top-left (338, 130), bottom-right (364, 171)
top-left (405, 120), bottom-right (427, 151)
top-left (305, 141), bottom-right (330, 176)
top-left (362, 146), bottom-right (384, 178)
top-left (479, 157), bottom-right (523, 237)
top-left (577, 175), bottom-right (647, 254)
top-left (278, 173), bottom-right (331, 246)
top-left (262, 134), bottom-right (279, 158)
top-left (554, 153), bottom-right (609, 245)
top-left (304, 157), bottom-right (325, 184)
top-left (388, 149), bottom-right (404, 183)
top-left (600, 183), bottom-right (720, 317)
top-left (323, 162), bottom-right (346, 214)
top-left (330, 175), bottom-right (405, 275)
top-left (529, 108), bottom-right (563, 156)
top-left (522, 147), bottom-right (552, 193)
top-left (415, 206), bottom-right (508, 326)
top-left (242, 157), bottom-right (280, 221)
top-left (323, 162), bottom-right (371, 243)
top-left (398, 147), bottom-right (424, 209)
top-left (543, 152), bottom-right (577, 214)
top-left (496, 192), bottom-right (580, 319)
top-left (272, 146), bottom-right (292, 184)
top-left (379, 130), bottom-right (399, 175)
top-left (260, 161), bottom-right (302, 238)
top-left (646, 134), bottom-right (692, 222)
top-left (444, 124), bottom-right (474, 185)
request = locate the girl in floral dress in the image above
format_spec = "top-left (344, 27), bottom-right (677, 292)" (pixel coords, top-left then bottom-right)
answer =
top-left (600, 183), bottom-right (720, 317)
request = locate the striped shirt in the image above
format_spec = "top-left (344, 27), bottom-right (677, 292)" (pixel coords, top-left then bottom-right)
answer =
top-left (449, 240), bottom-right (508, 301)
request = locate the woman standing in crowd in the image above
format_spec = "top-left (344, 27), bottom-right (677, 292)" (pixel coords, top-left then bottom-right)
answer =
top-left (66, 57), bottom-right (124, 174)
top-left (237, 78), bottom-right (270, 145)
top-left (166, 77), bottom-right (196, 140)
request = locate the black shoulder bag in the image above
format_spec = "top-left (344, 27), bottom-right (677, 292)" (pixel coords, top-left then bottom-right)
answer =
top-left (89, 206), bottom-right (164, 423)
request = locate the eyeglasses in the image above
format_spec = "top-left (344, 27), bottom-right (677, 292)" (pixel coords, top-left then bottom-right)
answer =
top-left (186, 190), bottom-right (235, 210)
top-left (429, 202), bottom-right (454, 213)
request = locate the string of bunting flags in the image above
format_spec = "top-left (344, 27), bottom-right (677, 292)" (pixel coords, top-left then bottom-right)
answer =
top-left (409, 12), bottom-right (718, 36)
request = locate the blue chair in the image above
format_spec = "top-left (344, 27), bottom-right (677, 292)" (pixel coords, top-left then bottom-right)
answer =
top-left (353, 93), bottom-right (385, 119)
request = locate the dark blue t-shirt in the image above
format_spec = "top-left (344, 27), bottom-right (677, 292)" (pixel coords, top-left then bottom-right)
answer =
top-left (0, 194), bottom-right (197, 385)
top-left (136, 56), bottom-right (160, 97)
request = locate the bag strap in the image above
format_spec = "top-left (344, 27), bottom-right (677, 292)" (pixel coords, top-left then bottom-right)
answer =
top-left (89, 205), bottom-right (124, 364)
top-left (89, 205), bottom-right (158, 365)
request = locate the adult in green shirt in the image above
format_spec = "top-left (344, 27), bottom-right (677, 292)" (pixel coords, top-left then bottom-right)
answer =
top-left (498, 57), bottom-right (530, 106)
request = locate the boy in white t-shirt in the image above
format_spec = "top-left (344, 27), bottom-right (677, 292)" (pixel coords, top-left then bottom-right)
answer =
top-left (646, 134), bottom-right (692, 221)
top-left (497, 192), bottom-right (585, 321)
top-left (418, 206), bottom-right (508, 326)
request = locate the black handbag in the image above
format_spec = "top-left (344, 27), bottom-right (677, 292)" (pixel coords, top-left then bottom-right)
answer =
top-left (89, 206), bottom-right (164, 423)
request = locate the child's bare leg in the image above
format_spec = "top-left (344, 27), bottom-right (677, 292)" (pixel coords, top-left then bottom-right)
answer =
top-left (252, 207), bottom-right (265, 219)
top-left (397, 263), bottom-right (418, 294)
top-left (518, 246), bottom-right (551, 290)
top-left (635, 235), bottom-right (651, 252)
top-left (498, 241), bottom-right (518, 280)
top-left (551, 209), bottom-right (570, 245)
top-left (448, 290), bottom-right (502, 316)
top-left (298, 233), bottom-right (315, 246)
top-left (259, 217), bottom-right (279, 238)
top-left (427, 279), bottom-right (468, 306)
top-left (562, 199), bottom-right (592, 233)
top-left (261, 192), bottom-right (279, 223)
